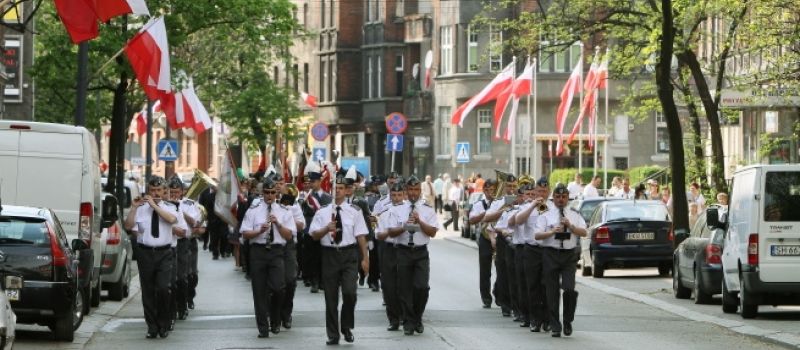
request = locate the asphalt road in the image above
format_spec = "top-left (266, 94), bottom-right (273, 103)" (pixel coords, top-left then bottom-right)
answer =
top-left (11, 227), bottom-right (795, 350)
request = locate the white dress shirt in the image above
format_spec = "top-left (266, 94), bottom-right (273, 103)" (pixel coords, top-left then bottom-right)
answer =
top-left (520, 202), bottom-right (546, 245)
top-left (567, 181), bottom-right (583, 199)
top-left (240, 199), bottom-right (296, 245)
top-left (468, 197), bottom-right (492, 220)
top-left (387, 200), bottom-right (440, 246)
top-left (616, 188), bottom-right (635, 199)
top-left (535, 207), bottom-right (587, 250)
top-left (310, 203), bottom-right (369, 247)
top-left (582, 184), bottom-right (599, 199)
top-left (289, 203), bottom-right (305, 240)
top-left (376, 207), bottom-right (397, 244)
top-left (134, 201), bottom-right (179, 247)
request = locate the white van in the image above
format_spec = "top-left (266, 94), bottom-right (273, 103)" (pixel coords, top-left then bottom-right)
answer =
top-left (0, 120), bottom-right (113, 310)
top-left (713, 164), bottom-right (800, 318)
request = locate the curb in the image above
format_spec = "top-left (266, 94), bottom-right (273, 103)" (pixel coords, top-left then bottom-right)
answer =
top-left (442, 236), bottom-right (800, 349)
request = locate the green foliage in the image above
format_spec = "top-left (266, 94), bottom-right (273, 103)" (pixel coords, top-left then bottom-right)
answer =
top-left (628, 166), bottom-right (666, 186)
top-left (548, 168), bottom-right (625, 189)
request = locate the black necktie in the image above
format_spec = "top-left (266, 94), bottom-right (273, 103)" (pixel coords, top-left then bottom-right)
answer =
top-left (334, 206), bottom-right (343, 244)
top-left (408, 203), bottom-right (415, 246)
top-left (151, 207), bottom-right (160, 238)
top-left (268, 205), bottom-right (274, 244)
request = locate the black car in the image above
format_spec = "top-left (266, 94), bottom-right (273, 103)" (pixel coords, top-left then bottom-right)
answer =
top-left (580, 200), bottom-right (674, 278)
top-left (569, 197), bottom-right (620, 223)
top-left (672, 206), bottom-right (724, 304)
top-left (0, 204), bottom-right (83, 341)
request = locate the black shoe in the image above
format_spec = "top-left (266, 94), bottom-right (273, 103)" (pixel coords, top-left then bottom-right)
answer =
top-left (482, 300), bottom-right (492, 309)
top-left (564, 322), bottom-right (572, 336)
top-left (501, 309), bottom-right (511, 317)
top-left (283, 316), bottom-right (292, 329)
top-left (513, 315), bottom-right (522, 322)
top-left (443, 223), bottom-right (449, 230)
top-left (169, 320), bottom-right (175, 331)
top-left (551, 331), bottom-right (561, 338)
top-left (178, 311), bottom-right (187, 320)
top-left (212, 255), bottom-right (219, 260)
top-left (415, 323), bottom-right (424, 334)
top-left (188, 301), bottom-right (195, 310)
top-left (370, 284), bottom-right (380, 292)
top-left (146, 332), bottom-right (158, 339)
top-left (342, 329), bottom-right (354, 343)
top-left (530, 323), bottom-right (541, 332)
top-left (311, 285), bottom-right (319, 293)
top-left (387, 323), bottom-right (400, 331)
top-left (271, 325), bottom-right (281, 334)
top-left (404, 328), bottom-right (415, 336)
top-left (358, 276), bottom-right (365, 287)
top-left (159, 330), bottom-right (169, 338)
top-left (304, 281), bottom-right (311, 287)
top-left (326, 337), bottom-right (339, 345)
top-left (543, 322), bottom-right (551, 332)
top-left (520, 321), bottom-right (530, 327)
top-left (258, 331), bottom-right (269, 338)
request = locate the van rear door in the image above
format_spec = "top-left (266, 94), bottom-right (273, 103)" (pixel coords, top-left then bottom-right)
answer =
top-left (15, 132), bottom-right (84, 238)
top-left (0, 130), bottom-right (20, 202)
top-left (759, 170), bottom-right (800, 283)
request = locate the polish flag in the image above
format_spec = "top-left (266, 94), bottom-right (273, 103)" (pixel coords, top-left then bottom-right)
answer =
top-left (596, 52), bottom-right (610, 89)
top-left (451, 61), bottom-right (516, 127)
top-left (89, 0), bottom-right (149, 22)
top-left (182, 80), bottom-right (213, 134)
top-left (555, 59), bottom-right (583, 156)
top-left (567, 57), bottom-right (599, 145)
top-left (503, 61), bottom-right (535, 142)
top-left (300, 92), bottom-right (317, 108)
top-left (54, 0), bottom-right (99, 44)
top-left (125, 17), bottom-right (171, 100)
top-left (133, 106), bottom-right (147, 136)
top-left (158, 82), bottom-right (212, 134)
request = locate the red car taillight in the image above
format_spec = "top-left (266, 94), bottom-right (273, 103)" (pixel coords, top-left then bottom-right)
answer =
top-left (705, 243), bottom-right (722, 264)
top-left (106, 222), bottom-right (121, 245)
top-left (747, 234), bottom-right (759, 266)
top-left (47, 223), bottom-right (69, 267)
top-left (79, 202), bottom-right (93, 243)
top-left (594, 226), bottom-right (610, 245)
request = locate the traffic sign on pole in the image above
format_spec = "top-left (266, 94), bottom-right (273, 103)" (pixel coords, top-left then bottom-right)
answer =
top-left (385, 112), bottom-right (408, 134)
top-left (455, 142), bottom-right (470, 163)
top-left (311, 122), bottom-right (329, 141)
top-left (386, 134), bottom-right (404, 152)
top-left (313, 147), bottom-right (327, 161)
top-left (157, 139), bottom-right (179, 161)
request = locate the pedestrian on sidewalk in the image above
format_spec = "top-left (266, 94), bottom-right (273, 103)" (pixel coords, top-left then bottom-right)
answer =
top-left (433, 174), bottom-right (444, 213)
top-left (443, 177), bottom-right (463, 231)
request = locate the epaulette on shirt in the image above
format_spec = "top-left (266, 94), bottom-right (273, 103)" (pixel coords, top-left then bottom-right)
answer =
top-left (250, 198), bottom-right (263, 209)
top-left (350, 204), bottom-right (362, 211)
top-left (182, 199), bottom-right (195, 206)
top-left (570, 207), bottom-right (580, 214)
top-left (422, 202), bottom-right (433, 208)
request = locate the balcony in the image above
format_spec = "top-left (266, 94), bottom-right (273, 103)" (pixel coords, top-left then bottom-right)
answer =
top-left (403, 90), bottom-right (432, 121)
top-left (404, 14), bottom-right (432, 43)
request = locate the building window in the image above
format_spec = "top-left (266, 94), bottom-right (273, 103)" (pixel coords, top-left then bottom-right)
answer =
top-left (489, 26), bottom-right (503, 72)
top-left (367, 55), bottom-right (373, 98)
top-left (292, 64), bottom-right (299, 92)
top-left (655, 112), bottom-right (669, 153)
top-left (303, 63), bottom-right (309, 92)
top-left (614, 157), bottom-right (628, 170)
top-left (477, 109), bottom-right (491, 154)
top-left (342, 134), bottom-right (359, 157)
top-left (373, 0), bottom-right (379, 21)
top-left (329, 0), bottom-right (334, 28)
top-left (273, 66), bottom-right (279, 82)
top-left (377, 55), bottom-right (383, 98)
top-left (516, 117), bottom-right (529, 145)
top-left (303, 4), bottom-right (308, 29)
top-left (614, 115), bottom-right (628, 143)
top-left (439, 106), bottom-right (451, 154)
top-left (329, 57), bottom-right (335, 101)
top-left (321, 0), bottom-right (326, 28)
top-left (366, 0), bottom-right (371, 22)
top-left (440, 26), bottom-right (453, 75)
top-left (320, 59), bottom-right (327, 102)
top-left (539, 41), bottom-right (553, 72)
top-left (467, 25), bottom-right (478, 72)
top-left (395, 54), bottom-right (403, 96)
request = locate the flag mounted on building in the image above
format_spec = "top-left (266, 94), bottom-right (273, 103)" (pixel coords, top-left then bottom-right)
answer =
top-left (125, 16), bottom-right (171, 100)
top-left (451, 60), bottom-right (516, 127)
top-left (300, 92), bottom-right (317, 108)
top-left (555, 58), bottom-right (583, 156)
top-left (503, 59), bottom-right (535, 142)
top-left (215, 148), bottom-right (240, 227)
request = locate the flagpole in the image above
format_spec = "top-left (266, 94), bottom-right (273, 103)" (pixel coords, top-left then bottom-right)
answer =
top-left (593, 46), bottom-right (600, 178)
top-left (145, 99), bottom-right (154, 180)
top-left (532, 58), bottom-right (538, 177)
top-left (577, 43), bottom-right (584, 174)
top-left (525, 57), bottom-right (532, 175)
top-left (604, 48), bottom-right (610, 186)
top-left (509, 56), bottom-right (517, 174)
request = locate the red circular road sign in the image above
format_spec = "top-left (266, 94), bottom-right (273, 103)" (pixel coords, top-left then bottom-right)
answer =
top-left (385, 112), bottom-right (408, 134)
top-left (311, 122), bottom-right (329, 141)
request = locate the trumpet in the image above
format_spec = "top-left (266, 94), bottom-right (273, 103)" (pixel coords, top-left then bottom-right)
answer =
top-left (536, 199), bottom-right (549, 213)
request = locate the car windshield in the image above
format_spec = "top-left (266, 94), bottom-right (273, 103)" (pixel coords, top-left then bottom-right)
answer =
top-left (764, 171), bottom-right (800, 222)
top-left (579, 201), bottom-right (602, 222)
top-left (606, 203), bottom-right (670, 222)
top-left (0, 217), bottom-right (51, 246)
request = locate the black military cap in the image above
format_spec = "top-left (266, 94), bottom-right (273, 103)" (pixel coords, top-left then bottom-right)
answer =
top-left (507, 174), bottom-right (518, 182)
top-left (262, 178), bottom-right (278, 190)
top-left (390, 182), bottom-right (406, 192)
top-left (371, 175), bottom-right (385, 185)
top-left (148, 175), bottom-right (167, 188)
top-left (167, 175), bottom-right (183, 189)
top-left (484, 179), bottom-right (498, 188)
top-left (405, 175), bottom-right (421, 186)
top-left (335, 170), bottom-right (348, 185)
top-left (536, 176), bottom-right (549, 187)
top-left (553, 183), bottom-right (569, 195)
top-left (388, 171), bottom-right (400, 179)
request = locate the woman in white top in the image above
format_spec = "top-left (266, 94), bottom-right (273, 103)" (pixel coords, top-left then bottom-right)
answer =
top-left (687, 182), bottom-right (706, 211)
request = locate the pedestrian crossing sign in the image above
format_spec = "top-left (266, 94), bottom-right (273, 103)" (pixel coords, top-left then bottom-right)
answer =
top-left (455, 142), bottom-right (470, 163)
top-left (157, 139), bottom-right (180, 161)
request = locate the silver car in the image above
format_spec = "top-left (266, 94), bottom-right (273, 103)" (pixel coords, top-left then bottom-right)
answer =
top-left (0, 285), bottom-right (15, 350)
top-left (99, 180), bottom-right (136, 301)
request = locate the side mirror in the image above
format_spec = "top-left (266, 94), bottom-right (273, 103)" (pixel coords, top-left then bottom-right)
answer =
top-left (71, 238), bottom-right (89, 251)
top-left (102, 195), bottom-right (119, 229)
top-left (675, 229), bottom-right (690, 242)
top-left (707, 207), bottom-right (726, 229)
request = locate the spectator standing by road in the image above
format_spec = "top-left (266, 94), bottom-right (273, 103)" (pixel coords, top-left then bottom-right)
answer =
top-left (616, 178), bottom-right (635, 199)
top-left (687, 182), bottom-right (706, 211)
top-left (646, 179), bottom-right (662, 200)
top-left (566, 173), bottom-right (583, 199)
top-left (422, 175), bottom-right (436, 207)
top-left (433, 174), bottom-right (444, 213)
top-left (443, 178), bottom-right (463, 231)
top-left (474, 173), bottom-right (485, 193)
top-left (582, 176), bottom-right (601, 199)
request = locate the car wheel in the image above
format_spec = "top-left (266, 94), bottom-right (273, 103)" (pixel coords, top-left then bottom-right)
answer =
top-left (739, 275), bottom-right (758, 319)
top-left (108, 262), bottom-right (126, 301)
top-left (52, 287), bottom-right (83, 341)
top-left (91, 275), bottom-right (102, 307)
top-left (123, 262), bottom-right (131, 298)
top-left (672, 261), bottom-right (691, 299)
top-left (591, 256), bottom-right (604, 278)
top-left (657, 262), bottom-right (671, 277)
top-left (693, 268), bottom-right (713, 304)
top-left (721, 279), bottom-right (738, 313)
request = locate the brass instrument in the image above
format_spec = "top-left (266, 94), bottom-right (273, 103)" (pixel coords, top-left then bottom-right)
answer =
top-left (193, 205), bottom-right (208, 238)
top-left (536, 199), bottom-right (549, 213)
top-left (494, 170), bottom-right (515, 199)
top-left (186, 169), bottom-right (218, 201)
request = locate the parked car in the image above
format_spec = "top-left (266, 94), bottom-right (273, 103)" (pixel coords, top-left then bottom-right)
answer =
top-left (0, 284), bottom-right (15, 350)
top-left (717, 164), bottom-right (800, 318)
top-left (672, 206), bottom-right (724, 304)
top-left (460, 192), bottom-right (486, 240)
top-left (0, 204), bottom-right (84, 341)
top-left (580, 200), bottom-right (674, 278)
top-left (101, 178), bottom-right (142, 220)
top-left (0, 121), bottom-right (111, 311)
top-left (569, 197), bottom-right (621, 223)
top-left (98, 193), bottom-right (132, 302)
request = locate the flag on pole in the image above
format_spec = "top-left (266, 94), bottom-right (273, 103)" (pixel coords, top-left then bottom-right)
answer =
top-left (567, 55), bottom-right (599, 145)
top-left (215, 148), bottom-right (241, 227)
top-left (503, 60), bottom-right (535, 142)
top-left (124, 17), bottom-right (171, 100)
top-left (300, 92), bottom-right (317, 108)
top-left (134, 108), bottom-right (147, 136)
top-left (89, 0), bottom-right (149, 22)
top-left (159, 80), bottom-right (212, 134)
top-left (451, 61), bottom-right (516, 127)
top-left (54, 0), bottom-right (99, 44)
top-left (555, 59), bottom-right (583, 155)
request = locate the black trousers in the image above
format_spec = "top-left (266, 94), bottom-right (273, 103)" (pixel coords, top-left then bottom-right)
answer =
top-left (241, 239), bottom-right (250, 274)
top-left (175, 239), bottom-right (190, 314)
top-left (367, 239), bottom-right (381, 288)
top-left (396, 245), bottom-right (430, 331)
top-left (435, 195), bottom-right (443, 213)
top-left (379, 242), bottom-right (400, 325)
top-left (494, 238), bottom-right (510, 310)
top-left (136, 246), bottom-right (173, 333)
top-left (477, 235), bottom-right (493, 305)
top-left (523, 245), bottom-right (548, 326)
top-left (514, 244), bottom-right (529, 322)
top-left (209, 222), bottom-right (229, 258)
top-left (442, 203), bottom-right (459, 230)
top-left (188, 238), bottom-right (199, 304)
top-left (249, 245), bottom-right (286, 333)
top-left (303, 235), bottom-right (322, 287)
top-left (543, 248), bottom-right (579, 333)
top-left (281, 241), bottom-right (298, 322)
top-left (505, 242), bottom-right (519, 317)
top-left (170, 247), bottom-right (178, 322)
top-left (321, 246), bottom-right (359, 340)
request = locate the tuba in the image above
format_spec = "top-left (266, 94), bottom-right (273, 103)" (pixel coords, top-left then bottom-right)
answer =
top-left (186, 169), bottom-right (218, 201)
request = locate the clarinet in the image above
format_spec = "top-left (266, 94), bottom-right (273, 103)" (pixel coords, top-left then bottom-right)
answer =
top-left (558, 208), bottom-right (570, 249)
top-left (407, 203), bottom-right (416, 247)
top-left (266, 203), bottom-right (273, 248)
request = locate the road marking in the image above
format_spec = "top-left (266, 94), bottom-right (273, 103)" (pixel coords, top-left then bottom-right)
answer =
top-left (100, 314), bottom-right (255, 332)
top-left (577, 276), bottom-right (800, 348)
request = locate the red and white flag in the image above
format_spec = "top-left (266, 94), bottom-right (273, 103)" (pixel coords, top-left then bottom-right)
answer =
top-left (300, 92), bottom-right (317, 108)
top-left (451, 61), bottom-right (516, 127)
top-left (567, 56), bottom-right (599, 145)
top-left (159, 81), bottom-right (212, 134)
top-left (555, 58), bottom-right (583, 156)
top-left (54, 0), bottom-right (99, 44)
top-left (89, 0), bottom-right (149, 22)
top-left (125, 17), bottom-right (171, 100)
top-left (503, 60), bottom-right (535, 142)
top-left (182, 80), bottom-right (213, 133)
top-left (131, 100), bottom-right (162, 136)
top-left (215, 149), bottom-right (240, 227)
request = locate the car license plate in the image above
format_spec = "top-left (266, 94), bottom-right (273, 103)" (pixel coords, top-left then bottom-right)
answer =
top-left (770, 245), bottom-right (800, 256)
top-left (626, 232), bottom-right (654, 241)
top-left (5, 289), bottom-right (19, 301)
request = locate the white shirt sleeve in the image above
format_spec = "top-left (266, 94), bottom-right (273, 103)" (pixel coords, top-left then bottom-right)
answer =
top-left (353, 209), bottom-right (369, 237)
